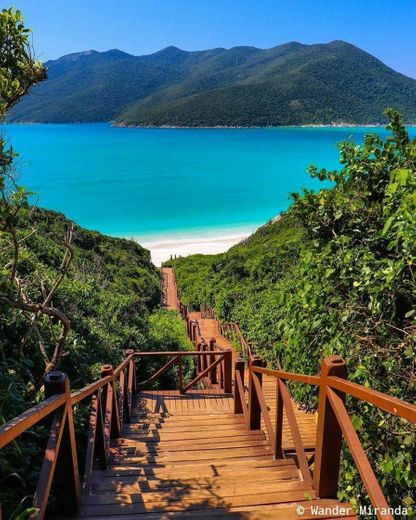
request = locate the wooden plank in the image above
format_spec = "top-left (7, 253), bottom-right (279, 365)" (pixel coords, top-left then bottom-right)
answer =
top-left (0, 394), bottom-right (65, 449)
top-left (92, 458), bottom-right (296, 479)
top-left (91, 467), bottom-right (300, 492)
top-left (109, 445), bottom-right (274, 464)
top-left (327, 388), bottom-right (391, 519)
top-left (278, 379), bottom-right (313, 487)
top-left (80, 488), bottom-right (316, 516)
top-left (82, 480), bottom-right (312, 506)
top-left (80, 504), bottom-right (355, 520)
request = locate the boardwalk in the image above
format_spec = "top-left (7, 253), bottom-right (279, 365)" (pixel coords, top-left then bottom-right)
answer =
top-left (78, 269), bottom-right (354, 518)
top-left (161, 267), bottom-right (179, 311)
top-left (81, 397), bottom-right (354, 519)
top-left (189, 311), bottom-right (317, 453)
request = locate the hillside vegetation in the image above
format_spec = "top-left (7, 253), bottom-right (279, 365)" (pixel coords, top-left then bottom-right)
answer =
top-left (9, 41), bottom-right (416, 126)
top-left (0, 207), bottom-right (193, 516)
top-left (168, 111), bottom-right (416, 512)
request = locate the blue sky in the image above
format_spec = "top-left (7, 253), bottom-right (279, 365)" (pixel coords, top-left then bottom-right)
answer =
top-left (12, 0), bottom-right (416, 78)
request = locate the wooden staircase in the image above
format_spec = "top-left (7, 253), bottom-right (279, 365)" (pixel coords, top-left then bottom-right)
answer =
top-left (80, 395), bottom-right (354, 519)
top-left (1, 267), bottom-right (415, 519)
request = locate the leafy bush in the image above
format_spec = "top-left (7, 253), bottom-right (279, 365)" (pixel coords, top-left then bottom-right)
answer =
top-left (169, 110), bottom-right (416, 515)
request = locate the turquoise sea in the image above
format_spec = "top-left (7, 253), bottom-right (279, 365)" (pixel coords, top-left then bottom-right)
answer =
top-left (3, 124), bottom-right (415, 257)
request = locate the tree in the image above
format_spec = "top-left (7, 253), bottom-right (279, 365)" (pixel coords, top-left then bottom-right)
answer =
top-left (1, 8), bottom-right (73, 374)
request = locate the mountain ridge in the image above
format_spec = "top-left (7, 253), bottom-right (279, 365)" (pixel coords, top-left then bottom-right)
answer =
top-left (9, 40), bottom-right (416, 126)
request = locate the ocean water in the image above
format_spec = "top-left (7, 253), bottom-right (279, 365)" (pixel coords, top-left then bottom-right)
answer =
top-left (3, 123), bottom-right (415, 262)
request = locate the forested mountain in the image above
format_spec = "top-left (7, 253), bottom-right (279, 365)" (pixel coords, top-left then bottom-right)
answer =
top-left (9, 41), bottom-right (416, 126)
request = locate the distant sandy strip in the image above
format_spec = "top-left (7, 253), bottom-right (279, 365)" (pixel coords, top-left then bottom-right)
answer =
top-left (140, 230), bottom-right (254, 266)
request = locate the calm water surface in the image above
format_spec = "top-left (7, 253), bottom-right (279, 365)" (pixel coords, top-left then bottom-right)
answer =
top-left (4, 124), bottom-right (415, 241)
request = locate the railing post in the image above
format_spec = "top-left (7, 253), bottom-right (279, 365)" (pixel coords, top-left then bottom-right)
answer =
top-left (178, 356), bottom-right (184, 394)
top-left (125, 349), bottom-right (135, 422)
top-left (192, 322), bottom-right (197, 343)
top-left (197, 340), bottom-right (202, 374)
top-left (34, 372), bottom-right (80, 519)
top-left (209, 338), bottom-right (218, 384)
top-left (234, 358), bottom-right (245, 414)
top-left (101, 365), bottom-right (121, 439)
top-left (186, 317), bottom-right (190, 337)
top-left (126, 349), bottom-right (136, 394)
top-left (224, 349), bottom-right (233, 393)
top-left (201, 341), bottom-right (208, 373)
top-left (313, 355), bottom-right (348, 498)
top-left (248, 356), bottom-right (262, 430)
top-left (274, 377), bottom-right (284, 458)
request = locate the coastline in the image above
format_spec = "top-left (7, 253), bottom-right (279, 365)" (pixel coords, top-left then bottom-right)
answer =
top-left (6, 121), bottom-right (416, 128)
top-left (132, 227), bottom-right (257, 266)
top-left (114, 121), bottom-right (416, 129)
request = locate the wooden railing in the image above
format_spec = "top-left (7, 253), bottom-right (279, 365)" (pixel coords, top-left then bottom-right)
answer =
top-left (197, 306), bottom-right (416, 519)
top-left (234, 354), bottom-right (416, 520)
top-left (219, 320), bottom-right (254, 360)
top-left (0, 350), bottom-right (136, 519)
top-left (135, 350), bottom-right (232, 394)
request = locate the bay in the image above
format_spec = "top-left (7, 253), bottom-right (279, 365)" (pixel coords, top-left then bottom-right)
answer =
top-left (4, 123), bottom-right (414, 263)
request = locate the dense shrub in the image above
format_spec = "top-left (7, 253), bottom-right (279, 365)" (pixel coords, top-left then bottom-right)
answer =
top-left (169, 111), bottom-right (416, 515)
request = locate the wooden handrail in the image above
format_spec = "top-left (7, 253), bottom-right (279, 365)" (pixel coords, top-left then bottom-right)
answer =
top-left (327, 376), bottom-right (416, 423)
top-left (277, 377), bottom-right (313, 486)
top-left (0, 350), bottom-right (136, 519)
top-left (134, 349), bottom-right (232, 395)
top-left (134, 350), bottom-right (225, 356)
top-left (233, 353), bottom-right (415, 518)
top-left (250, 365), bottom-right (416, 423)
top-left (0, 394), bottom-right (66, 449)
top-left (252, 365), bottom-right (321, 386)
top-left (138, 355), bottom-right (179, 389)
top-left (70, 374), bottom-right (113, 405)
top-left (327, 387), bottom-right (392, 520)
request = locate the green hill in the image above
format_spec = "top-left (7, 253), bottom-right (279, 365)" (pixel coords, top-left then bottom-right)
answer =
top-left (167, 113), bottom-right (416, 510)
top-left (0, 207), bottom-right (193, 516)
top-left (9, 41), bottom-right (416, 126)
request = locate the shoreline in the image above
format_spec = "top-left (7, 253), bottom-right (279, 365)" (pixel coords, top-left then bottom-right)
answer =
top-left (6, 121), bottom-right (416, 128)
top-left (130, 228), bottom-right (257, 266)
top-left (115, 122), bottom-right (416, 129)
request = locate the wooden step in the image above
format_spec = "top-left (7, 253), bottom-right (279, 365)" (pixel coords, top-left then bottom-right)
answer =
top-left (113, 432), bottom-right (265, 446)
top-left (91, 467), bottom-right (301, 492)
top-left (81, 499), bottom-right (354, 519)
top-left (110, 438), bottom-right (270, 454)
top-left (83, 479), bottom-right (312, 506)
top-left (80, 488), bottom-right (317, 516)
top-left (120, 429), bottom-right (265, 442)
top-left (93, 458), bottom-right (297, 479)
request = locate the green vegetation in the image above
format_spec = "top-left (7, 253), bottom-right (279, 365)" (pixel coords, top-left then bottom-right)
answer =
top-left (0, 10), bottom-right (192, 517)
top-left (9, 41), bottom-right (416, 126)
top-left (168, 111), bottom-right (416, 513)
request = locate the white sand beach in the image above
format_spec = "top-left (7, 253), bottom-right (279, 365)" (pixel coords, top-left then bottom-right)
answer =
top-left (139, 228), bottom-right (255, 266)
